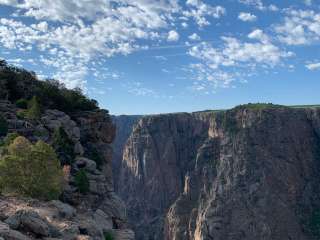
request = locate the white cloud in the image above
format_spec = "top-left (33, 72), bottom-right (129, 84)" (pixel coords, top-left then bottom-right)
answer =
top-left (127, 82), bottom-right (156, 96)
top-left (275, 9), bottom-right (320, 45)
top-left (305, 0), bottom-right (313, 6)
top-left (0, 0), bottom-right (182, 87)
top-left (187, 31), bottom-right (293, 90)
top-left (181, 22), bottom-right (188, 28)
top-left (183, 0), bottom-right (225, 27)
top-left (238, 0), bottom-right (278, 11)
top-left (188, 33), bottom-right (201, 41)
top-left (167, 30), bottom-right (180, 42)
top-left (238, 12), bottom-right (257, 22)
top-left (248, 29), bottom-right (270, 43)
top-left (306, 62), bottom-right (320, 70)
top-left (189, 37), bottom-right (291, 69)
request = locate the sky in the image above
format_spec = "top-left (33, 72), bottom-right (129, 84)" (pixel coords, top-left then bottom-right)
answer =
top-left (0, 0), bottom-right (319, 115)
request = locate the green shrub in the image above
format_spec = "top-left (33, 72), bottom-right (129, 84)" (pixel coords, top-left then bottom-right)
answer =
top-left (74, 169), bottom-right (89, 194)
top-left (104, 231), bottom-right (114, 240)
top-left (16, 109), bottom-right (27, 119)
top-left (0, 136), bottom-right (63, 200)
top-left (26, 96), bottom-right (41, 120)
top-left (235, 103), bottom-right (283, 111)
top-left (88, 148), bottom-right (104, 170)
top-left (0, 132), bottom-right (19, 147)
top-left (15, 98), bottom-right (28, 109)
top-left (0, 115), bottom-right (8, 137)
top-left (52, 127), bottom-right (75, 165)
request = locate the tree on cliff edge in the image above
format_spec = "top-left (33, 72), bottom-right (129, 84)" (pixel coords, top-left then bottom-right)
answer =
top-left (0, 136), bottom-right (63, 200)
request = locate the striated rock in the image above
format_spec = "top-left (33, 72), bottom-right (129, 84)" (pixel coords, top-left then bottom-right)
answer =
top-left (112, 115), bottom-right (142, 191)
top-left (117, 106), bottom-right (320, 240)
top-left (118, 112), bottom-right (211, 239)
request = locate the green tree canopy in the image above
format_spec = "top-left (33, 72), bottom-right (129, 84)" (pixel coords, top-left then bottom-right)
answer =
top-left (0, 136), bottom-right (63, 200)
top-left (52, 126), bottom-right (75, 165)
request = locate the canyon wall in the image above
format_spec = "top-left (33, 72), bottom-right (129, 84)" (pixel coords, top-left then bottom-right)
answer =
top-left (115, 106), bottom-right (320, 240)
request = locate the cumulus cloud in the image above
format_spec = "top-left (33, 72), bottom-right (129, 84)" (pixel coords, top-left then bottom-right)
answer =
top-left (0, 0), bottom-right (181, 87)
top-left (238, 12), bottom-right (257, 22)
top-left (183, 0), bottom-right (225, 27)
top-left (248, 29), bottom-right (270, 43)
top-left (275, 9), bottom-right (320, 45)
top-left (188, 33), bottom-right (201, 41)
top-left (238, 0), bottom-right (278, 11)
top-left (187, 31), bottom-right (293, 90)
top-left (306, 62), bottom-right (320, 70)
top-left (167, 30), bottom-right (180, 42)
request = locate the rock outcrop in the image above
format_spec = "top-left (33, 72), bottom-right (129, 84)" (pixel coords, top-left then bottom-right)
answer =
top-left (0, 100), bottom-right (134, 240)
top-left (117, 106), bottom-right (320, 240)
top-left (0, 197), bottom-right (134, 240)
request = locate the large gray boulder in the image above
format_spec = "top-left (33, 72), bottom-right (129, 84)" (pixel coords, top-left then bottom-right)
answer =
top-left (50, 200), bottom-right (76, 219)
top-left (5, 210), bottom-right (51, 237)
top-left (0, 221), bottom-right (31, 240)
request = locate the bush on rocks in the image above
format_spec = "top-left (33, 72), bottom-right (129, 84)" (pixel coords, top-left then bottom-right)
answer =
top-left (15, 98), bottom-right (28, 109)
top-left (74, 169), bottom-right (89, 194)
top-left (0, 136), bottom-right (63, 200)
top-left (52, 126), bottom-right (75, 165)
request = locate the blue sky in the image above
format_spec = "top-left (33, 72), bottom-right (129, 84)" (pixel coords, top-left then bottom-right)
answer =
top-left (0, 0), bottom-right (319, 115)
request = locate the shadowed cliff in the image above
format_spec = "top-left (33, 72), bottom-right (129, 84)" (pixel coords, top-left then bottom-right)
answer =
top-left (115, 105), bottom-right (320, 240)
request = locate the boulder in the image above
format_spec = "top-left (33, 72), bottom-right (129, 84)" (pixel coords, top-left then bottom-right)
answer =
top-left (5, 210), bottom-right (50, 237)
top-left (50, 200), bottom-right (76, 219)
top-left (75, 157), bottom-right (97, 173)
top-left (93, 209), bottom-right (113, 233)
top-left (0, 221), bottom-right (31, 240)
top-left (74, 142), bottom-right (84, 156)
top-left (78, 216), bottom-right (103, 240)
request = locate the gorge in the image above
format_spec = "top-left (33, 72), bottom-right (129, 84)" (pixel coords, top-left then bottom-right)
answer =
top-left (113, 105), bottom-right (320, 240)
top-left (1, 62), bottom-right (320, 240)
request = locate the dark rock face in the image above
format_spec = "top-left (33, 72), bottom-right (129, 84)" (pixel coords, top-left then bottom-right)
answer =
top-left (112, 115), bottom-right (142, 191)
top-left (117, 107), bottom-right (320, 240)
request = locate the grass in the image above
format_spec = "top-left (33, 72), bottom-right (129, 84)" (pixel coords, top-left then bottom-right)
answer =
top-left (289, 105), bottom-right (320, 109)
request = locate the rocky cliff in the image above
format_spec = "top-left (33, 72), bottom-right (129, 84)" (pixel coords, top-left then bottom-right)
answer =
top-left (117, 106), bottom-right (320, 240)
top-left (0, 99), bottom-right (134, 240)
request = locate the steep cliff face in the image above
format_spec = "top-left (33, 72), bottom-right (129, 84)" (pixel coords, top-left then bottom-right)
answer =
top-left (112, 115), bottom-right (142, 191)
top-left (118, 106), bottom-right (320, 240)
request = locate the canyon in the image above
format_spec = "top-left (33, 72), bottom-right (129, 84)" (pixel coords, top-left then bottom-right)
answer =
top-left (113, 105), bottom-right (320, 240)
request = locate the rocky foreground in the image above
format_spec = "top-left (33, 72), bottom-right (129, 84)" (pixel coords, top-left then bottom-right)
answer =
top-left (0, 100), bottom-right (134, 240)
top-left (114, 105), bottom-right (320, 240)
